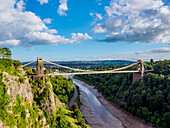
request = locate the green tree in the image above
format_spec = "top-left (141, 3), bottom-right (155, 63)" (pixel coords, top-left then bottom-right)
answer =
top-left (141, 107), bottom-right (151, 121)
top-left (162, 112), bottom-right (170, 128)
top-left (2, 47), bottom-right (12, 59)
top-left (32, 68), bottom-right (37, 74)
top-left (0, 47), bottom-right (5, 58)
top-left (150, 59), bottom-right (154, 65)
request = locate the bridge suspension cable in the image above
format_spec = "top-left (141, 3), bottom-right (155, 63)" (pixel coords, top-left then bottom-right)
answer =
top-left (110, 62), bottom-right (138, 71)
top-left (43, 60), bottom-right (89, 72)
top-left (22, 59), bottom-right (152, 76)
top-left (44, 60), bottom-right (138, 73)
top-left (143, 63), bottom-right (153, 69)
top-left (22, 60), bottom-right (36, 67)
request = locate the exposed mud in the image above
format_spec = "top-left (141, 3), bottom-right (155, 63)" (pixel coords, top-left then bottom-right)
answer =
top-left (74, 78), bottom-right (156, 128)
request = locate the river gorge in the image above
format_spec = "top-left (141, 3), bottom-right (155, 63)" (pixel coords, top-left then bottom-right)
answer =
top-left (72, 77), bottom-right (123, 128)
top-left (72, 77), bottom-right (156, 128)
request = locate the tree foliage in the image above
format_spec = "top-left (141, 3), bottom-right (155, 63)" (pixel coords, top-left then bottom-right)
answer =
top-left (50, 76), bottom-right (74, 105)
top-left (0, 47), bottom-right (12, 59)
top-left (75, 60), bottom-right (170, 128)
top-left (0, 47), bottom-right (22, 76)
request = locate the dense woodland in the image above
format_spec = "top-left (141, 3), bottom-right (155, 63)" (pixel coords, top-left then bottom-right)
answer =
top-left (75, 60), bottom-right (170, 128)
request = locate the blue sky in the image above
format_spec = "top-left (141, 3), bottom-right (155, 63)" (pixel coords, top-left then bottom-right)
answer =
top-left (0, 0), bottom-right (170, 62)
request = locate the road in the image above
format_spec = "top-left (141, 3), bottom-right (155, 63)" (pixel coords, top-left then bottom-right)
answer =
top-left (68, 85), bottom-right (78, 107)
top-left (49, 70), bottom-right (140, 76)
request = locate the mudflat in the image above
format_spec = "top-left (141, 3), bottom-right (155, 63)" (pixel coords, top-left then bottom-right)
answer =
top-left (73, 78), bottom-right (156, 128)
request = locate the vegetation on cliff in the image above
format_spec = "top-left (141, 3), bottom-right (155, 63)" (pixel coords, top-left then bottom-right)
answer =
top-left (0, 47), bottom-right (89, 128)
top-left (75, 60), bottom-right (170, 128)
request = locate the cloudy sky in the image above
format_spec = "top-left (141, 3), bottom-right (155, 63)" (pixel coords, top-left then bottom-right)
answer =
top-left (0, 0), bottom-right (170, 61)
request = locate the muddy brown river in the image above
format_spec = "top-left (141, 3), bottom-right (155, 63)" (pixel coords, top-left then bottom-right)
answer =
top-left (72, 77), bottom-right (123, 128)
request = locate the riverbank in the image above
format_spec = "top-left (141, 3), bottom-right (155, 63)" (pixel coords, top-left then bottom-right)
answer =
top-left (73, 78), bottom-right (123, 128)
top-left (79, 90), bottom-right (110, 128)
top-left (73, 78), bottom-right (156, 128)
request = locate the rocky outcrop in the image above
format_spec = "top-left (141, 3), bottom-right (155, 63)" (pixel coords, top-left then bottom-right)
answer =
top-left (0, 120), bottom-right (3, 128)
top-left (37, 79), bottom-right (64, 116)
top-left (54, 94), bottom-right (65, 107)
top-left (1, 69), bottom-right (49, 128)
top-left (0, 65), bottom-right (87, 128)
top-left (2, 72), bottom-right (33, 105)
top-left (39, 81), bottom-right (56, 116)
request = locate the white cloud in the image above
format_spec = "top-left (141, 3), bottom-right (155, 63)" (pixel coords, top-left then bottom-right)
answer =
top-left (90, 12), bottom-right (93, 16)
top-left (24, 32), bottom-right (70, 46)
top-left (90, 12), bottom-right (103, 25)
top-left (125, 47), bottom-right (170, 61)
top-left (135, 47), bottom-right (170, 54)
top-left (92, 24), bottom-right (107, 33)
top-left (70, 33), bottom-right (93, 43)
top-left (16, 0), bottom-right (25, 11)
top-left (43, 18), bottom-right (52, 24)
top-left (90, 12), bottom-right (103, 20)
top-left (47, 29), bottom-right (58, 34)
top-left (0, 39), bottom-right (20, 47)
top-left (57, 0), bottom-right (68, 16)
top-left (96, 13), bottom-right (103, 20)
top-left (52, 47), bottom-right (170, 61)
top-left (92, 0), bottom-right (170, 44)
top-left (165, 43), bottom-right (170, 46)
top-left (94, 47), bottom-right (170, 61)
top-left (0, 0), bottom-right (91, 47)
top-left (96, 0), bottom-right (102, 5)
top-left (37, 0), bottom-right (48, 5)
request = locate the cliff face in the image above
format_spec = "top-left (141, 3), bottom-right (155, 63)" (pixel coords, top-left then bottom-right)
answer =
top-left (0, 67), bottom-right (67, 127)
top-left (0, 64), bottom-right (89, 128)
top-left (37, 80), bottom-right (64, 116)
top-left (0, 47), bottom-right (90, 128)
top-left (2, 65), bottom-right (65, 115)
top-left (2, 71), bottom-right (33, 105)
top-left (0, 68), bottom-right (50, 128)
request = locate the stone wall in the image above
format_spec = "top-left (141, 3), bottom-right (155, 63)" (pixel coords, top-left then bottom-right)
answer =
top-left (132, 72), bottom-right (147, 82)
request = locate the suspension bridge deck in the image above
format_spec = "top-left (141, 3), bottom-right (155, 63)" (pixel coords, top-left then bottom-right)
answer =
top-left (23, 58), bottom-right (153, 82)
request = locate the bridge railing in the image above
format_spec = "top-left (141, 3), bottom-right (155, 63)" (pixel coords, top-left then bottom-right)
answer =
top-left (22, 60), bottom-right (36, 67)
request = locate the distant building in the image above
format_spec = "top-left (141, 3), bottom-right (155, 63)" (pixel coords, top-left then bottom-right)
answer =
top-left (54, 69), bottom-right (59, 73)
top-left (46, 67), bottom-right (52, 70)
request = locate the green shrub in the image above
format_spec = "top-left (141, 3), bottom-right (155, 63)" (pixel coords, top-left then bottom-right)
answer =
top-left (19, 77), bottom-right (25, 83)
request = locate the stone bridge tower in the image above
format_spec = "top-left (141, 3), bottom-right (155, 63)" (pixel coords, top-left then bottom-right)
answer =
top-left (133, 59), bottom-right (145, 82)
top-left (137, 59), bottom-right (144, 77)
top-left (37, 57), bottom-right (44, 76)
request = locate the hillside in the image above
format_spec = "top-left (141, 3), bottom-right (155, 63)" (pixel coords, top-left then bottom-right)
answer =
top-left (75, 60), bottom-right (170, 128)
top-left (0, 47), bottom-right (90, 128)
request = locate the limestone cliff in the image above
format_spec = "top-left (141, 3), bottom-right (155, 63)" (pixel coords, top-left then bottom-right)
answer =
top-left (0, 48), bottom-right (89, 128)
top-left (2, 71), bottom-right (33, 105)
top-left (37, 80), bottom-right (64, 116)
top-left (0, 66), bottom-right (88, 128)
top-left (0, 68), bottom-right (49, 128)
top-left (0, 68), bottom-right (65, 127)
